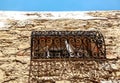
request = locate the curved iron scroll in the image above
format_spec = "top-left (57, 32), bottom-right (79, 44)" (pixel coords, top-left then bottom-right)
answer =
top-left (31, 31), bottom-right (106, 59)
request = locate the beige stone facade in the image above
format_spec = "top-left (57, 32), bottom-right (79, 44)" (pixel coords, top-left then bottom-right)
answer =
top-left (0, 11), bottom-right (120, 83)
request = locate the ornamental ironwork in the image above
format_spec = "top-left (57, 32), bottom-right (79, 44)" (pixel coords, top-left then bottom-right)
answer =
top-left (28, 31), bottom-right (108, 83)
top-left (31, 31), bottom-right (106, 59)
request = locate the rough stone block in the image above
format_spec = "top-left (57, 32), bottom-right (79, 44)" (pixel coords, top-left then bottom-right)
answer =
top-left (56, 80), bottom-right (71, 83)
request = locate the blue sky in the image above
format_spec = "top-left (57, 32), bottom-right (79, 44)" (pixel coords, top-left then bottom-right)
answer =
top-left (0, 0), bottom-right (120, 11)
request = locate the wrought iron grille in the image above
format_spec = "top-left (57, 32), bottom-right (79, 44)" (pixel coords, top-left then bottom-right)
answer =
top-left (29, 31), bottom-right (107, 83)
top-left (31, 31), bottom-right (106, 59)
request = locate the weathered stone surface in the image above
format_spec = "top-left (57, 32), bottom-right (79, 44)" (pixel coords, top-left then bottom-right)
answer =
top-left (18, 42), bottom-right (30, 49)
top-left (0, 11), bottom-right (120, 83)
top-left (116, 71), bottom-right (120, 77)
top-left (2, 47), bottom-right (18, 55)
top-left (16, 20), bottom-right (34, 27)
top-left (0, 56), bottom-right (29, 83)
top-left (56, 80), bottom-right (71, 83)
top-left (0, 21), bottom-right (10, 31)
top-left (101, 80), bottom-right (120, 83)
top-left (0, 51), bottom-right (4, 57)
top-left (0, 69), bottom-right (5, 82)
top-left (0, 33), bottom-right (17, 40)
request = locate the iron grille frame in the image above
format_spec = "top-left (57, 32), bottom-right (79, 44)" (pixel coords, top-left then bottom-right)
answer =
top-left (29, 30), bottom-right (108, 83)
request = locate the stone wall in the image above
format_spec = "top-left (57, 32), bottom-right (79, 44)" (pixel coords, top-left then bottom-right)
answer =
top-left (0, 11), bottom-right (120, 83)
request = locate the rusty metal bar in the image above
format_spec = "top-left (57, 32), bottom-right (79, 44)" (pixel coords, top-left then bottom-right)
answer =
top-left (31, 58), bottom-right (118, 62)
